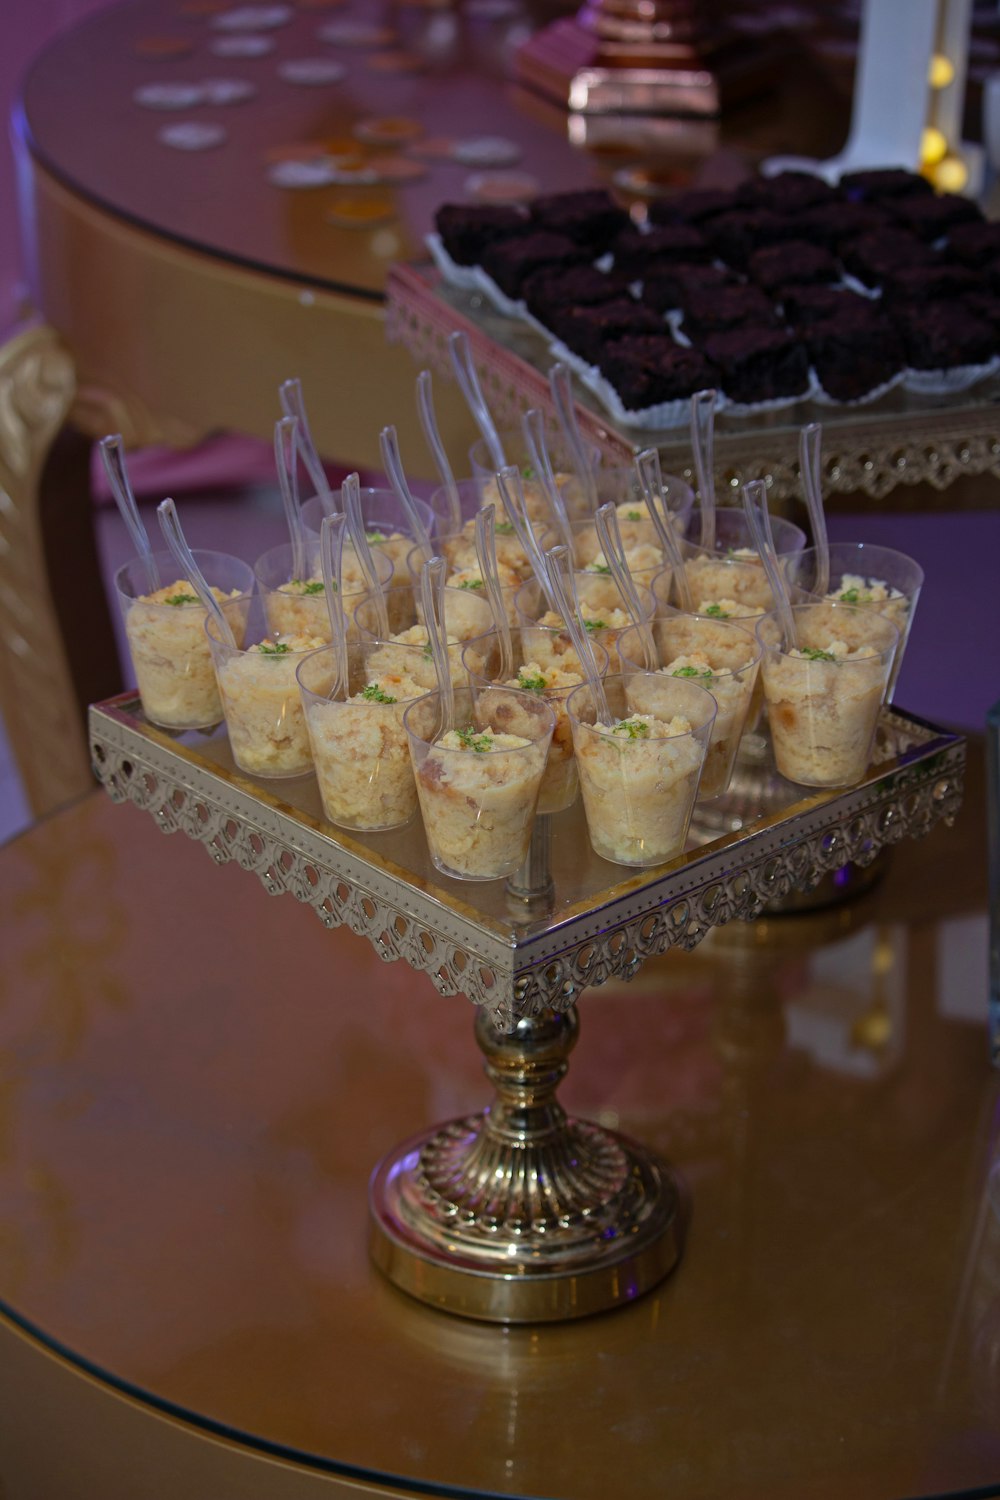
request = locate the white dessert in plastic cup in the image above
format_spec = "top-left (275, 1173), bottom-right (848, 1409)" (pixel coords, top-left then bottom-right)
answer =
top-left (404, 684), bottom-right (554, 880)
top-left (300, 486), bottom-right (435, 578)
top-left (255, 541), bottom-right (392, 645)
top-left (207, 601), bottom-right (325, 778)
top-left (617, 613), bottom-right (761, 799)
top-left (297, 644), bottom-right (423, 830)
top-left (756, 601), bottom-right (899, 788)
top-left (354, 583), bottom-right (496, 690)
top-left (567, 673), bottom-right (715, 867)
top-left (115, 548), bottom-right (253, 730)
top-left (514, 573), bottom-right (655, 653)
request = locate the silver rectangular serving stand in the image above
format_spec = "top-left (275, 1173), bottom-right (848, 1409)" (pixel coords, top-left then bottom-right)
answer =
top-left (89, 694), bottom-right (965, 1324)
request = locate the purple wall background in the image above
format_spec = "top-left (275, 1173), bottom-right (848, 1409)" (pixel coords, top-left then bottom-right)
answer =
top-left (1, 1), bottom-right (998, 733)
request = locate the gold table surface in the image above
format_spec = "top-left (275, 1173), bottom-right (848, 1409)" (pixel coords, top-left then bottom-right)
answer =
top-left (0, 747), bottom-right (994, 1499)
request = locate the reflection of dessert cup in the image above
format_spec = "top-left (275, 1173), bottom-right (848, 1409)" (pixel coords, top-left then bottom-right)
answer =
top-left (464, 632), bottom-right (610, 814)
top-left (568, 673), bottom-right (715, 867)
top-left (207, 601), bottom-right (325, 778)
top-left (404, 685), bottom-right (554, 880)
top-left (756, 602), bottom-right (898, 788)
top-left (300, 486), bottom-right (435, 578)
top-left (355, 584), bottom-right (496, 689)
top-left (115, 549), bottom-right (253, 730)
top-left (297, 645), bottom-right (423, 830)
top-left (514, 574), bottom-right (655, 653)
top-left (617, 613), bottom-right (761, 799)
top-left (255, 541), bottom-right (393, 645)
top-left (783, 542), bottom-right (923, 701)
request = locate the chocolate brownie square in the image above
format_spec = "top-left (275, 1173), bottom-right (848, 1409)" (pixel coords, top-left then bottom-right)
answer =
top-left (945, 220), bottom-right (1000, 267)
top-left (704, 210), bottom-right (802, 270)
top-left (747, 240), bottom-right (839, 294)
top-left (735, 170), bottom-right (841, 215)
top-left (890, 299), bottom-right (1000, 368)
top-left (609, 223), bottom-right (712, 278)
top-left (803, 315), bottom-right (905, 401)
top-left (434, 203), bottom-right (530, 266)
top-left (639, 263), bottom-right (737, 314)
top-left (839, 229), bottom-right (935, 287)
top-left (793, 201), bottom-right (892, 253)
top-left (701, 327), bottom-right (810, 403)
top-left (549, 298), bottom-right (665, 366)
top-left (879, 262), bottom-right (982, 305)
top-left (839, 168), bottom-right (933, 202)
top-left (681, 283), bottom-right (780, 341)
top-left (522, 264), bottom-right (632, 325)
top-left (648, 189), bottom-right (734, 226)
top-left (480, 232), bottom-right (588, 299)
top-left (779, 284), bottom-right (884, 328)
top-left (960, 291), bottom-right (1000, 334)
top-left (598, 336), bottom-right (719, 412)
top-left (528, 190), bottom-right (630, 253)
top-left (887, 192), bottom-right (983, 241)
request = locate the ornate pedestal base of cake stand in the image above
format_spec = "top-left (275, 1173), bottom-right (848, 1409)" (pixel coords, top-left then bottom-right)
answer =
top-left (370, 1006), bottom-right (681, 1323)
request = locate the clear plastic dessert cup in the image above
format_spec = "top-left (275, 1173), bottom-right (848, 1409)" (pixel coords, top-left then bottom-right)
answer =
top-left (255, 541), bottom-right (392, 645)
top-left (300, 486), bottom-right (435, 574)
top-left (782, 541), bottom-right (923, 701)
top-left (408, 506), bottom-right (551, 594)
top-left (567, 672), bottom-right (716, 868)
top-left (404, 684), bottom-right (555, 881)
top-left (354, 584), bottom-right (497, 689)
top-left (755, 601), bottom-right (899, 789)
top-left (675, 506), bottom-right (807, 617)
top-left (297, 643), bottom-right (423, 831)
top-left (206, 597), bottom-right (324, 779)
top-left (591, 464), bottom-right (695, 535)
top-left (468, 435), bottom-right (601, 524)
top-left (463, 631), bottom-right (610, 815)
top-left (115, 548), bottom-right (254, 730)
top-left (514, 573), bottom-right (655, 653)
top-left (616, 612), bottom-right (761, 799)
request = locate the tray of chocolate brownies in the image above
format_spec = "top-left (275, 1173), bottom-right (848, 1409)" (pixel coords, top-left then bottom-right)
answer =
top-left (421, 168), bottom-right (1000, 433)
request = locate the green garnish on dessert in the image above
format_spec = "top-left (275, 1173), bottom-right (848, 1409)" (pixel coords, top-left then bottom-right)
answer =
top-left (365, 530), bottom-right (386, 544)
top-left (495, 521), bottom-right (515, 536)
top-left (612, 718), bottom-right (650, 740)
top-left (521, 464), bottom-right (536, 480)
top-left (458, 578), bottom-right (484, 590)
top-left (672, 665), bottom-right (712, 680)
top-left (800, 646), bottom-right (836, 662)
top-left (838, 587), bottom-right (870, 604)
top-left (626, 509), bottom-right (642, 522)
top-left (583, 618), bottom-right (607, 632)
top-left (258, 641), bottom-right (291, 655)
top-left (588, 562), bottom-right (612, 575)
top-left (517, 671), bottom-right (547, 693)
top-left (704, 603), bottom-right (728, 618)
top-left (362, 682), bottom-right (396, 703)
top-left (165, 592), bottom-right (200, 606)
top-left (456, 724), bottom-right (493, 753)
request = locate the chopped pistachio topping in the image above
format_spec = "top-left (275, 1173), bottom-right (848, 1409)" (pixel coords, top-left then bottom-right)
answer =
top-left (258, 641), bottom-right (291, 655)
top-left (456, 724), bottom-right (493, 753)
top-left (704, 603), bottom-right (728, 619)
top-left (521, 464), bottom-right (536, 480)
top-left (838, 587), bottom-right (871, 604)
top-left (626, 509), bottom-right (642, 522)
top-left (583, 618), bottom-right (607, 632)
top-left (800, 646), bottom-right (836, 662)
top-left (422, 643), bottom-right (434, 659)
top-left (365, 529), bottom-right (387, 543)
top-left (495, 521), bottom-right (515, 536)
top-left (165, 592), bottom-right (200, 606)
top-left (517, 670), bottom-right (547, 693)
top-left (458, 577), bottom-right (484, 590)
top-left (672, 665), bottom-right (712, 680)
top-left (612, 718), bottom-right (650, 740)
top-left (362, 682), bottom-right (396, 703)
top-left (587, 562), bottom-right (612, 575)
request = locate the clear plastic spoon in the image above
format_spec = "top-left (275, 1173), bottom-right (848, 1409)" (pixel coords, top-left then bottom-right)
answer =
top-left (342, 470), bottom-right (389, 639)
top-left (419, 555), bottom-right (455, 737)
top-left (279, 377), bottom-right (334, 517)
top-left (495, 464), bottom-right (560, 615)
top-left (544, 543), bottom-right (613, 726)
top-left (474, 503), bottom-right (514, 683)
top-left (319, 511), bottom-right (349, 700)
top-left (448, 330), bottom-right (505, 472)
top-left (521, 407), bottom-right (575, 553)
top-left (549, 362), bottom-right (597, 510)
top-left (741, 479), bottom-right (798, 648)
top-left (691, 388), bottom-right (718, 552)
top-left (379, 424), bottom-right (435, 559)
top-left (636, 447), bottom-right (693, 612)
top-left (100, 434), bottom-right (160, 591)
top-left (594, 502), bottom-right (657, 671)
top-left (156, 497), bottom-right (236, 647)
top-left (416, 369), bottom-right (461, 533)
top-left (799, 422), bottom-right (830, 597)
top-left (274, 414), bottom-right (307, 583)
